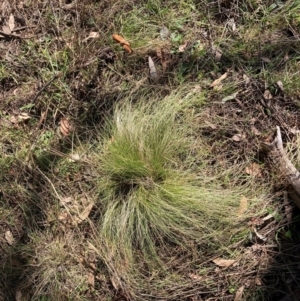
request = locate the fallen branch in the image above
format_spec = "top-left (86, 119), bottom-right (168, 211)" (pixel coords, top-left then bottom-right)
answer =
top-left (262, 126), bottom-right (300, 209)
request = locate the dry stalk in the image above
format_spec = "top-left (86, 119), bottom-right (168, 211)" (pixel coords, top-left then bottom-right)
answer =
top-left (262, 126), bottom-right (300, 208)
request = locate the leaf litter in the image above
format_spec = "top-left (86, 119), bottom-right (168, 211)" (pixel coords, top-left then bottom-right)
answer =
top-left (213, 258), bottom-right (236, 268)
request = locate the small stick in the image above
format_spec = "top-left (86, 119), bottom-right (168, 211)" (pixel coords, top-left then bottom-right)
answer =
top-left (263, 126), bottom-right (300, 209)
top-left (32, 72), bottom-right (62, 104)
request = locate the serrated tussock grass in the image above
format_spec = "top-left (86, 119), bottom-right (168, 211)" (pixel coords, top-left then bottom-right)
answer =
top-left (93, 100), bottom-right (241, 272)
top-left (22, 231), bottom-right (89, 301)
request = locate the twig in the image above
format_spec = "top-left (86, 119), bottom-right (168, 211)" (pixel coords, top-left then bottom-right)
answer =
top-left (263, 126), bottom-right (300, 209)
top-left (0, 31), bottom-right (21, 39)
top-left (32, 72), bottom-right (62, 104)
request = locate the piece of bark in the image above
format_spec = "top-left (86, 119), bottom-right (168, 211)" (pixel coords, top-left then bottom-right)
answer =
top-left (262, 126), bottom-right (300, 209)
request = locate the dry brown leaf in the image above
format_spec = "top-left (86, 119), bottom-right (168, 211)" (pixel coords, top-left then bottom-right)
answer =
top-left (19, 112), bottom-right (31, 121)
top-left (221, 92), bottom-right (238, 103)
top-left (5, 230), bottom-right (15, 245)
top-left (178, 42), bottom-right (188, 53)
top-left (228, 18), bottom-right (236, 32)
top-left (212, 45), bottom-right (222, 62)
top-left (238, 196), bottom-right (248, 216)
top-left (277, 80), bottom-right (284, 91)
top-left (8, 14), bottom-right (15, 32)
top-left (110, 276), bottom-right (119, 290)
top-left (83, 31), bottom-right (100, 42)
top-left (37, 111), bottom-right (47, 128)
top-left (112, 34), bottom-right (133, 53)
top-left (2, 25), bottom-right (11, 34)
top-left (245, 162), bottom-right (262, 177)
top-left (251, 126), bottom-right (261, 136)
top-left (213, 258), bottom-right (235, 268)
top-left (59, 117), bottom-right (72, 136)
top-left (9, 116), bottom-right (18, 124)
top-left (210, 72), bottom-right (227, 88)
top-left (88, 272), bottom-right (95, 287)
top-left (62, 2), bottom-right (77, 9)
top-left (255, 277), bottom-right (262, 286)
top-left (160, 26), bottom-right (170, 40)
top-left (78, 203), bottom-right (94, 221)
top-left (262, 56), bottom-right (271, 63)
top-left (15, 290), bottom-right (22, 301)
top-left (68, 153), bottom-right (81, 162)
top-left (204, 121), bottom-right (217, 130)
top-left (263, 89), bottom-right (273, 100)
top-left (191, 85), bottom-right (201, 93)
top-left (231, 133), bottom-right (245, 142)
top-left (60, 196), bottom-right (73, 206)
top-left (253, 227), bottom-right (267, 241)
top-left (243, 74), bottom-right (250, 84)
top-left (234, 286), bottom-right (245, 301)
top-left (148, 56), bottom-right (158, 80)
top-left (188, 273), bottom-right (203, 281)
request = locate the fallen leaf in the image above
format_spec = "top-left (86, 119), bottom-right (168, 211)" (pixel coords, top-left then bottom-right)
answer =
top-left (290, 127), bottom-right (300, 134)
top-left (60, 197), bottom-right (73, 206)
top-left (204, 121), bottom-right (217, 130)
top-left (277, 80), bottom-right (284, 91)
top-left (188, 273), bottom-right (203, 281)
top-left (156, 48), bottom-right (170, 72)
top-left (122, 44), bottom-right (132, 53)
top-left (148, 56), bottom-right (158, 80)
top-left (62, 2), bottom-right (77, 9)
top-left (245, 163), bottom-right (262, 177)
top-left (191, 85), bottom-right (201, 93)
top-left (160, 26), bottom-right (170, 40)
top-left (213, 258), bottom-right (236, 268)
top-left (112, 34), bottom-right (133, 53)
top-left (9, 113), bottom-right (31, 124)
top-left (263, 89), bottom-right (272, 100)
top-left (37, 111), bottom-right (46, 128)
top-left (238, 196), bottom-right (248, 216)
top-left (221, 92), bottom-right (239, 103)
top-left (261, 56), bottom-right (271, 63)
top-left (251, 125), bottom-right (261, 136)
top-left (58, 211), bottom-right (71, 223)
top-left (8, 14), bottom-right (15, 32)
top-left (18, 112), bottom-right (31, 121)
top-left (231, 133), bottom-right (245, 142)
top-left (68, 153), bottom-right (81, 162)
top-left (228, 18), bottom-right (236, 32)
top-left (88, 272), bottom-right (95, 287)
top-left (83, 31), bottom-right (100, 42)
top-left (210, 72), bottom-right (227, 88)
top-left (178, 42), bottom-right (188, 53)
top-left (59, 117), bottom-right (72, 136)
top-left (211, 45), bottom-right (222, 61)
top-left (243, 74), bottom-right (250, 84)
top-left (2, 25), bottom-right (11, 35)
top-left (262, 213), bottom-right (275, 221)
top-left (78, 203), bottom-right (94, 222)
top-left (5, 230), bottom-right (15, 245)
top-left (234, 286), bottom-right (245, 301)
top-left (255, 278), bottom-right (262, 285)
top-left (253, 227), bottom-right (267, 241)
top-left (15, 290), bottom-right (22, 301)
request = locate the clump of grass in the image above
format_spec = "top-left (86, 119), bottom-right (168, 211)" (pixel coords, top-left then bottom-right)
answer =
top-left (93, 100), bottom-right (241, 272)
top-left (22, 231), bottom-right (89, 301)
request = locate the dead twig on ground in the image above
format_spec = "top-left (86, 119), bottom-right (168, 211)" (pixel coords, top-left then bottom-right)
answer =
top-left (32, 72), bottom-right (62, 104)
top-left (262, 126), bottom-right (300, 208)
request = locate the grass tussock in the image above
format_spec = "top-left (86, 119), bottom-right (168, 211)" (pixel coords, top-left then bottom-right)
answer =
top-left (22, 231), bottom-right (89, 301)
top-left (93, 101), bottom-right (242, 271)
